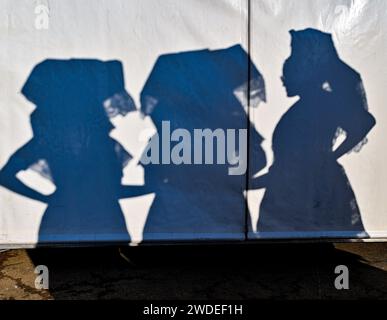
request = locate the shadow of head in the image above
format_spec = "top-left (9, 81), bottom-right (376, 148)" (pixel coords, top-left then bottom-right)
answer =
top-left (19, 59), bottom-right (137, 179)
top-left (283, 28), bottom-right (341, 97)
top-left (140, 44), bottom-right (266, 124)
top-left (22, 59), bottom-right (136, 135)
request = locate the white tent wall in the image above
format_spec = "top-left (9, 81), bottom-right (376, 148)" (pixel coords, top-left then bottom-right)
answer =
top-left (0, 0), bottom-right (249, 246)
top-left (0, 0), bottom-right (387, 247)
top-left (247, 0), bottom-right (387, 239)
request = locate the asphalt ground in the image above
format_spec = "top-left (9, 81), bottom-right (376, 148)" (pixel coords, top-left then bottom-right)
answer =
top-left (0, 243), bottom-right (386, 300)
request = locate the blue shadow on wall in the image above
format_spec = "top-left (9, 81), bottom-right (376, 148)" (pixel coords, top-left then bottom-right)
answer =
top-left (140, 44), bottom-right (267, 239)
top-left (0, 30), bottom-right (372, 243)
top-left (0, 46), bottom-right (267, 243)
top-left (251, 29), bottom-right (376, 235)
top-left (0, 59), bottom-right (149, 243)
